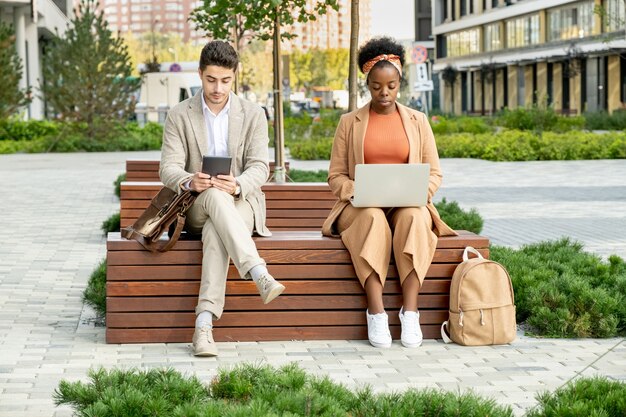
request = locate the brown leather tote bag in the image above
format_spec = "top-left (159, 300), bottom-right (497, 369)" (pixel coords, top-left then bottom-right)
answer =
top-left (121, 187), bottom-right (197, 252)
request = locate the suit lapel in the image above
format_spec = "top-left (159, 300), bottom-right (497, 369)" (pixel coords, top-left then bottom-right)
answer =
top-left (188, 92), bottom-right (208, 156)
top-left (353, 103), bottom-right (371, 165)
top-left (397, 103), bottom-right (420, 162)
top-left (227, 93), bottom-right (243, 160)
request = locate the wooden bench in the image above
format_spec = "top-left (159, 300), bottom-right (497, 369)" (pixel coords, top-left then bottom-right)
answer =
top-left (107, 230), bottom-right (489, 343)
top-left (125, 159), bottom-right (290, 181)
top-left (108, 165), bottom-right (491, 344)
top-left (120, 182), bottom-right (334, 231)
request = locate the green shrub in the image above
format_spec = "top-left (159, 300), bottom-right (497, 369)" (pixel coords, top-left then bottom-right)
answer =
top-left (430, 115), bottom-right (492, 135)
top-left (288, 137), bottom-right (333, 160)
top-left (0, 118), bottom-right (60, 141)
top-left (553, 115), bottom-right (585, 132)
top-left (114, 173), bottom-right (126, 198)
top-left (496, 106), bottom-right (559, 132)
top-left (83, 259), bottom-right (107, 317)
top-left (584, 109), bottom-right (626, 130)
top-left (435, 198), bottom-right (483, 234)
top-left (527, 376), bottom-right (626, 417)
top-left (101, 212), bottom-right (120, 235)
top-left (436, 130), bottom-right (626, 161)
top-left (491, 239), bottom-right (626, 338)
top-left (289, 169), bottom-right (328, 182)
top-left (56, 363), bottom-right (514, 417)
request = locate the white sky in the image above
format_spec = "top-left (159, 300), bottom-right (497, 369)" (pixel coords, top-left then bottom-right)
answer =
top-left (368, 0), bottom-right (415, 41)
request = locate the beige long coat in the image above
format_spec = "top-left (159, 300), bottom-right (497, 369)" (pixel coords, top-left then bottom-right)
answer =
top-left (322, 102), bottom-right (457, 238)
top-left (160, 92), bottom-right (271, 237)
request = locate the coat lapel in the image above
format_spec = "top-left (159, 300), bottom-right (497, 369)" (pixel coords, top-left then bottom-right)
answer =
top-left (227, 93), bottom-right (243, 162)
top-left (397, 103), bottom-right (420, 162)
top-left (353, 103), bottom-right (371, 166)
top-left (187, 92), bottom-right (208, 157)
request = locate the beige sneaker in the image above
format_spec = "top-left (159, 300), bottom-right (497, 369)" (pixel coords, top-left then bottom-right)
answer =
top-left (192, 326), bottom-right (218, 357)
top-left (255, 273), bottom-right (285, 304)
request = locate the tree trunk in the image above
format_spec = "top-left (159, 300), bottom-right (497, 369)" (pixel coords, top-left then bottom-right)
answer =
top-left (348, 0), bottom-right (359, 111)
top-left (272, 8), bottom-right (286, 183)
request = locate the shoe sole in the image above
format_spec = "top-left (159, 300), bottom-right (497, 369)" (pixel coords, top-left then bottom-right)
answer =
top-left (401, 339), bottom-right (423, 348)
top-left (193, 345), bottom-right (219, 357)
top-left (262, 284), bottom-right (285, 304)
top-left (369, 340), bottom-right (392, 348)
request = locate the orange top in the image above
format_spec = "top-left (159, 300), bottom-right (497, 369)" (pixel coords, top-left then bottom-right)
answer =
top-left (363, 109), bottom-right (409, 164)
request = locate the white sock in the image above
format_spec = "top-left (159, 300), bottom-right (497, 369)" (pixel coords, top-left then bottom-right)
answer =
top-left (196, 311), bottom-right (213, 329)
top-left (249, 264), bottom-right (268, 283)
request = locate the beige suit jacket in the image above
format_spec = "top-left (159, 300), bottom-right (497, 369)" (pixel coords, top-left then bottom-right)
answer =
top-left (160, 91), bottom-right (271, 236)
top-left (321, 101), bottom-right (457, 238)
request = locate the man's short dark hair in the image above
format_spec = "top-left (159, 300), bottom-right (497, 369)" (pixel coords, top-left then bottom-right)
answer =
top-left (199, 41), bottom-right (239, 71)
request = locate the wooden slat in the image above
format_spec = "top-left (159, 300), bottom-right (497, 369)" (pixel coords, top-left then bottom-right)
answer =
top-left (106, 324), bottom-right (442, 343)
top-left (106, 310), bottom-right (448, 328)
top-left (106, 294), bottom-right (449, 312)
top-left (125, 161), bottom-right (290, 181)
top-left (107, 263), bottom-right (457, 281)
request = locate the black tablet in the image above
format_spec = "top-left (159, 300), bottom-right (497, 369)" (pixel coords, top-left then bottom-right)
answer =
top-left (201, 156), bottom-right (232, 176)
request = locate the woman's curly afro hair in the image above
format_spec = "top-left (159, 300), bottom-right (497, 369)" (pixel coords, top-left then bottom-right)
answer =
top-left (358, 37), bottom-right (405, 75)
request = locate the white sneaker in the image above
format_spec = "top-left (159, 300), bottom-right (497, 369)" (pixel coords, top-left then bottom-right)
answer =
top-left (399, 307), bottom-right (423, 348)
top-left (366, 310), bottom-right (392, 348)
top-left (255, 273), bottom-right (285, 304)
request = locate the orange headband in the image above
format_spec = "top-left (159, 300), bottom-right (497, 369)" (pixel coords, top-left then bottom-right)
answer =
top-left (362, 54), bottom-right (402, 76)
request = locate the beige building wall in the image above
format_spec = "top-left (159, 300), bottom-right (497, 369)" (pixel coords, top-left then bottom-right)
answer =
top-left (524, 65), bottom-right (534, 107)
top-left (608, 55), bottom-right (622, 114)
top-left (454, 74), bottom-right (463, 114)
top-left (474, 71), bottom-right (483, 114)
top-left (553, 63), bottom-right (563, 112)
top-left (536, 62), bottom-right (548, 105)
top-left (570, 66), bottom-right (581, 114)
top-left (496, 69), bottom-right (505, 111)
top-left (484, 78), bottom-right (493, 114)
top-left (507, 65), bottom-right (518, 109)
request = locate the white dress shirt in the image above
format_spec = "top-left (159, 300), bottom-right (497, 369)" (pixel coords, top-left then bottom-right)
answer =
top-left (201, 91), bottom-right (231, 156)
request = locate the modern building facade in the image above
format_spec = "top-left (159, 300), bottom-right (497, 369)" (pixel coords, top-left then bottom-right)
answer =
top-left (432, 0), bottom-right (626, 114)
top-left (101, 0), bottom-right (204, 44)
top-left (1, 0), bottom-right (73, 119)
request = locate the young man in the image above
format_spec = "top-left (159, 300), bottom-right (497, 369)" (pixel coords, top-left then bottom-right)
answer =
top-left (159, 41), bottom-right (285, 357)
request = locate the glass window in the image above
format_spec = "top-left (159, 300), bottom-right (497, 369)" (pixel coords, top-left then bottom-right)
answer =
top-left (604, 0), bottom-right (626, 32)
top-left (445, 28), bottom-right (480, 57)
top-left (547, 1), bottom-right (595, 41)
top-left (484, 23), bottom-right (502, 51)
top-left (506, 14), bottom-right (540, 48)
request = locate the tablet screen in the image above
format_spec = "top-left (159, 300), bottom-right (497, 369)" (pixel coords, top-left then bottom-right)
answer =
top-left (201, 156), bottom-right (232, 176)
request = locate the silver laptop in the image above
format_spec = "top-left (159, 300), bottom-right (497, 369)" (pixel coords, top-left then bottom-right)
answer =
top-left (351, 163), bottom-right (430, 208)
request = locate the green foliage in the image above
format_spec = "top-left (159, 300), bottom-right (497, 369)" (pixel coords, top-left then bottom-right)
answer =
top-left (191, 1), bottom-right (339, 43)
top-left (0, 22), bottom-right (31, 119)
top-left (436, 130), bottom-right (626, 161)
top-left (491, 239), bottom-right (626, 338)
top-left (288, 137), bottom-right (333, 160)
top-left (435, 198), bottom-right (483, 234)
top-left (0, 118), bottom-right (59, 141)
top-left (496, 106), bottom-right (559, 133)
top-left (114, 173), bottom-right (126, 198)
top-left (288, 169), bottom-right (328, 182)
top-left (54, 367), bottom-right (210, 415)
top-left (101, 212), bottom-right (120, 235)
top-left (430, 115), bottom-right (492, 135)
top-left (527, 376), bottom-right (626, 417)
top-left (41, 0), bottom-right (139, 130)
top-left (584, 110), bottom-right (626, 130)
top-left (82, 259), bottom-right (107, 317)
top-left (289, 48), bottom-right (350, 91)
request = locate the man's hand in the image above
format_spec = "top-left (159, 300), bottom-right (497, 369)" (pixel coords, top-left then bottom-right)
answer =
top-left (211, 173), bottom-right (239, 195)
top-left (189, 172), bottom-right (213, 193)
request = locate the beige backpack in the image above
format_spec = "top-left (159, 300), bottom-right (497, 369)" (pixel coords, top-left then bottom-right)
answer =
top-left (441, 246), bottom-right (517, 345)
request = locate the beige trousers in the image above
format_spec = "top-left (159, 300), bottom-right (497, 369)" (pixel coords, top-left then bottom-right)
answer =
top-left (186, 188), bottom-right (263, 319)
top-left (337, 205), bottom-right (436, 287)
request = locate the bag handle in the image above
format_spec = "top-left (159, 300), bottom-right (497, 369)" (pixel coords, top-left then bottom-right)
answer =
top-left (440, 321), bottom-right (452, 344)
top-left (122, 213), bottom-right (187, 253)
top-left (463, 246), bottom-right (484, 262)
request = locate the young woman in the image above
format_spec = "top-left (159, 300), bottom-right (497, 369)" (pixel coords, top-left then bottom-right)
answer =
top-left (322, 37), bottom-right (456, 348)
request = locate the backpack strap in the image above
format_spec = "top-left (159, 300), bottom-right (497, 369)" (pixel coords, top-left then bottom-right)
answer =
top-left (463, 246), bottom-right (484, 262)
top-left (440, 321), bottom-right (452, 344)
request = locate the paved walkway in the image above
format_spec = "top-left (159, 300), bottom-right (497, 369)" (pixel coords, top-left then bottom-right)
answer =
top-left (0, 151), bottom-right (624, 416)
